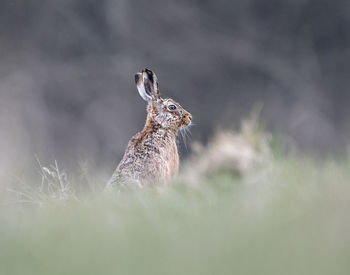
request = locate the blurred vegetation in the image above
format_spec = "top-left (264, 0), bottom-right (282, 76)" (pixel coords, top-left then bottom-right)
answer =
top-left (1, 117), bottom-right (350, 275)
top-left (1, 158), bottom-right (350, 275)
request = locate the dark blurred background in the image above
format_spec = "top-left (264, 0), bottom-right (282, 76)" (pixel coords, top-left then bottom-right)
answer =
top-left (1, 0), bottom-right (349, 178)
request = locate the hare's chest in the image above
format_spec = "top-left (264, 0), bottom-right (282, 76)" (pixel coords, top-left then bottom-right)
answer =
top-left (158, 142), bottom-right (179, 180)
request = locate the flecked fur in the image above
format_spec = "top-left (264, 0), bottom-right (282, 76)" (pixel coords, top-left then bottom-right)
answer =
top-left (107, 69), bottom-right (192, 187)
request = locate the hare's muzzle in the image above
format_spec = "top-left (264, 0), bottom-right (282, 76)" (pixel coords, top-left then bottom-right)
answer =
top-left (183, 112), bottom-right (192, 126)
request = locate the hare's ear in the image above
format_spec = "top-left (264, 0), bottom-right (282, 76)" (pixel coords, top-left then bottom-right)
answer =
top-left (135, 68), bottom-right (160, 102)
top-left (135, 72), bottom-right (150, 101)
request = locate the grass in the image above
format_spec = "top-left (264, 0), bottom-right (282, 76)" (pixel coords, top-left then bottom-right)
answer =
top-left (1, 155), bottom-right (350, 275)
top-left (1, 114), bottom-right (349, 275)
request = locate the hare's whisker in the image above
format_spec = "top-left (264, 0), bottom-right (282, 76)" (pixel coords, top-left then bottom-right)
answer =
top-left (180, 129), bottom-right (188, 151)
top-left (185, 126), bottom-right (192, 137)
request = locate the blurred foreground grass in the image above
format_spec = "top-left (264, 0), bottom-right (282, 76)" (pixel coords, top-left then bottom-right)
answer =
top-left (1, 115), bottom-right (350, 275)
top-left (1, 157), bottom-right (350, 275)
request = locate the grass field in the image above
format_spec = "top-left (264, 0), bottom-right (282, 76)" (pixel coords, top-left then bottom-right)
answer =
top-left (1, 125), bottom-right (350, 275)
top-left (1, 156), bottom-right (350, 275)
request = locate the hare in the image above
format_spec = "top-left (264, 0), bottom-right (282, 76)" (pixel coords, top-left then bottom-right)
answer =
top-left (107, 68), bottom-right (192, 187)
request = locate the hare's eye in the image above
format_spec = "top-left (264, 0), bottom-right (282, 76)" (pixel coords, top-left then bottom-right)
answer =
top-left (168, 104), bottom-right (177, 111)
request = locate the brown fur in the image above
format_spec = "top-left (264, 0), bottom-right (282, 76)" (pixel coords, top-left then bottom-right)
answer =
top-left (107, 69), bottom-right (191, 187)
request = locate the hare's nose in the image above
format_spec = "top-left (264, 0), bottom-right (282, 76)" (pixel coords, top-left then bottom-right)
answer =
top-left (185, 114), bottom-right (192, 121)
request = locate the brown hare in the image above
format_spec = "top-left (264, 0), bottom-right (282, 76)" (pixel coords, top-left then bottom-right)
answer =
top-left (107, 68), bottom-right (192, 187)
